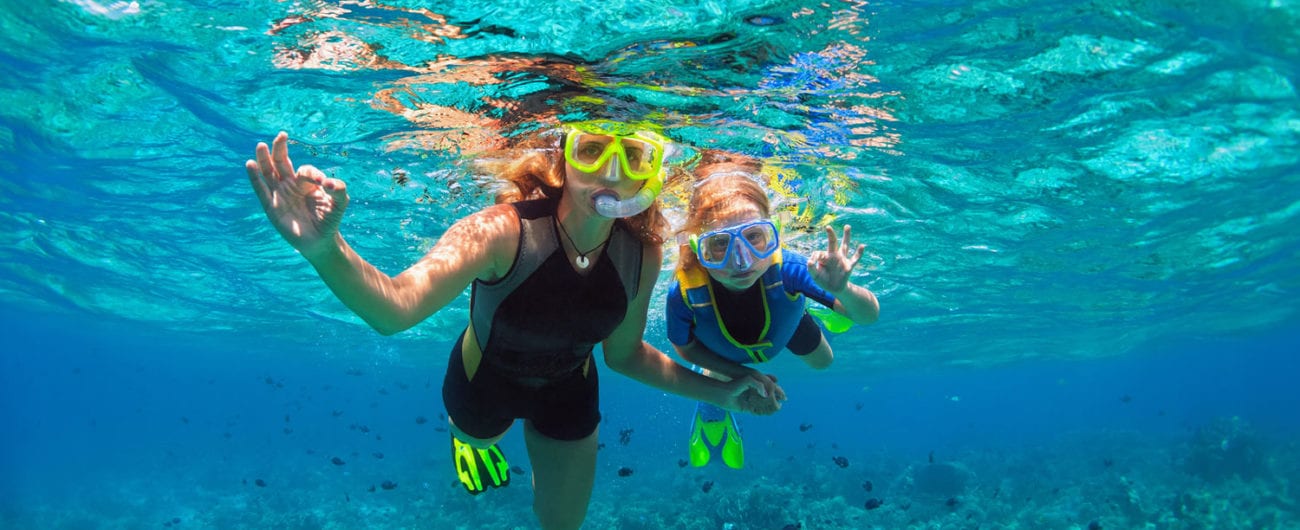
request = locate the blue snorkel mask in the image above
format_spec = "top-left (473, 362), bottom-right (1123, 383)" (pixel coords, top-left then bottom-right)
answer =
top-left (689, 219), bottom-right (781, 270)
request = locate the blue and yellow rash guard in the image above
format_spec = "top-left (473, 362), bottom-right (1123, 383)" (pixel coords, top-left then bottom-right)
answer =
top-left (666, 249), bottom-right (837, 364)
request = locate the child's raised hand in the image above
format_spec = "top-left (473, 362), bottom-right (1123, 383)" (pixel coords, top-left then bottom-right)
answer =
top-left (808, 224), bottom-right (865, 294)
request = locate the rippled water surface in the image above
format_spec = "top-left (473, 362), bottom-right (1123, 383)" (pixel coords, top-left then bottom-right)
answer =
top-left (2, 0), bottom-right (1299, 528)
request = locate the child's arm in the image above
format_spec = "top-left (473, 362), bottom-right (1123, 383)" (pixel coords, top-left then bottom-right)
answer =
top-left (809, 224), bottom-right (879, 325)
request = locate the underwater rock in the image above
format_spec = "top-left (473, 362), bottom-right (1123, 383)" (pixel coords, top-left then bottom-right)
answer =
top-left (1186, 416), bottom-right (1267, 483)
top-left (912, 462), bottom-right (973, 498)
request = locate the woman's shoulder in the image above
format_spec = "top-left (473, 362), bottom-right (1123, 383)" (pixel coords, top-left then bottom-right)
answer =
top-left (446, 203), bottom-right (522, 248)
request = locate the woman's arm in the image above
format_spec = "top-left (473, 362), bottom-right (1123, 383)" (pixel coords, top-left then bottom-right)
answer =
top-left (674, 341), bottom-right (787, 403)
top-left (247, 132), bottom-right (513, 336)
top-left (304, 205), bottom-right (515, 335)
top-left (602, 244), bottom-right (776, 414)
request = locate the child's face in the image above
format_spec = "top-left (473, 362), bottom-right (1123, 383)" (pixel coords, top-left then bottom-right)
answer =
top-left (700, 204), bottom-right (775, 292)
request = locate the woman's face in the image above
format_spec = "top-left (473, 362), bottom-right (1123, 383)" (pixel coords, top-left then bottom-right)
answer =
top-left (564, 148), bottom-right (649, 219)
top-left (699, 203), bottom-right (775, 291)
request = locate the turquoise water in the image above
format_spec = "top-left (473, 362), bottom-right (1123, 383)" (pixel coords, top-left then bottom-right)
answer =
top-left (2, 0), bottom-right (1298, 528)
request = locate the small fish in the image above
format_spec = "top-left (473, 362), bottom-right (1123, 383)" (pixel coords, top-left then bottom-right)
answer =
top-left (380, 480), bottom-right (397, 490)
top-left (744, 14), bottom-right (782, 26)
top-left (702, 480), bottom-right (714, 493)
top-left (864, 498), bottom-right (883, 510)
top-left (677, 459), bottom-right (688, 468)
top-left (368, 485), bottom-right (376, 492)
top-left (1088, 521), bottom-right (1102, 530)
top-left (832, 456), bottom-right (849, 468)
top-left (1120, 394), bottom-right (1132, 404)
top-left (510, 465), bottom-right (525, 475)
top-left (331, 457), bottom-right (346, 466)
top-left (854, 402), bottom-right (864, 411)
top-left (780, 523), bottom-right (802, 530)
top-left (945, 497), bottom-right (959, 509)
top-left (798, 423), bottom-right (814, 432)
top-left (862, 480), bottom-right (873, 492)
top-left (254, 479), bottom-right (267, 487)
top-left (617, 467), bottom-right (634, 477)
top-left (372, 452), bottom-right (384, 459)
top-left (928, 451), bottom-right (935, 463)
top-left (415, 416), bottom-right (427, 424)
top-left (619, 428), bottom-right (634, 446)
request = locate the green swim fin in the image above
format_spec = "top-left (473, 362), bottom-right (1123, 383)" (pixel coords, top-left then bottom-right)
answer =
top-left (809, 306), bottom-right (854, 334)
top-left (452, 434), bottom-right (510, 495)
top-left (687, 402), bottom-right (744, 469)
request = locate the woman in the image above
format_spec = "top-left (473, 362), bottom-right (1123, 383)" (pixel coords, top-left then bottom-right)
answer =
top-left (666, 153), bottom-right (880, 469)
top-left (244, 122), bottom-right (772, 530)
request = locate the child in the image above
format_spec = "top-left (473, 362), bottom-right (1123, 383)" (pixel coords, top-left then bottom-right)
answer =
top-left (665, 154), bottom-right (880, 468)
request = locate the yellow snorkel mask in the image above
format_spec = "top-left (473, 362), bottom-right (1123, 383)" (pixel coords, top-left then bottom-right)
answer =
top-left (563, 120), bottom-right (671, 218)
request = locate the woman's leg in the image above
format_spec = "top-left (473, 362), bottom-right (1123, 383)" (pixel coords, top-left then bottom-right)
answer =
top-left (523, 422), bottom-right (598, 530)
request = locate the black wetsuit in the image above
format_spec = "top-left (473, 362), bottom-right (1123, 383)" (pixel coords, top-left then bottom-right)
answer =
top-left (442, 197), bottom-right (641, 441)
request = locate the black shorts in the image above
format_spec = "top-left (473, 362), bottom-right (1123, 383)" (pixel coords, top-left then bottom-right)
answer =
top-left (442, 337), bottom-right (601, 441)
top-left (787, 311), bottom-right (826, 356)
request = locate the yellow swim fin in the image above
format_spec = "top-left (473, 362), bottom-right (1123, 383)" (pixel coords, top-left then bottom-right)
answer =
top-left (452, 434), bottom-right (510, 495)
top-left (687, 402), bottom-right (744, 469)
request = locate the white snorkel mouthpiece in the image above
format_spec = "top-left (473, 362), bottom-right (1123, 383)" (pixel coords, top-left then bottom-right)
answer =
top-left (594, 174), bottom-right (663, 218)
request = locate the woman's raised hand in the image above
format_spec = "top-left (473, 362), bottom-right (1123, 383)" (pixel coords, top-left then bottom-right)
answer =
top-left (245, 132), bottom-right (349, 258)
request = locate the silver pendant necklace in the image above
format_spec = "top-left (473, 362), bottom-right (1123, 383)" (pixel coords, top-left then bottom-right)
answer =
top-left (556, 218), bottom-right (605, 270)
